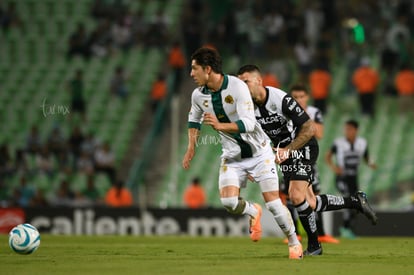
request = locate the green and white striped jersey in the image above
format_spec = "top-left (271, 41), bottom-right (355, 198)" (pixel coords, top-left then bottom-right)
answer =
top-left (188, 74), bottom-right (270, 160)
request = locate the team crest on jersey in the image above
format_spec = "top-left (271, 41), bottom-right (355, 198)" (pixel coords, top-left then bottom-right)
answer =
top-left (203, 100), bottom-right (209, 107)
top-left (225, 95), bottom-right (234, 104)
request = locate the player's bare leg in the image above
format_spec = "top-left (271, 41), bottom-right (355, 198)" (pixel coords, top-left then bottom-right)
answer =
top-left (219, 185), bottom-right (266, 246)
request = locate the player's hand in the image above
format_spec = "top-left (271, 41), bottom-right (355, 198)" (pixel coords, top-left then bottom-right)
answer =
top-left (247, 174), bottom-right (256, 183)
top-left (274, 147), bottom-right (289, 164)
top-left (182, 148), bottom-right (195, 169)
top-left (333, 165), bottom-right (343, 175)
top-left (203, 113), bottom-right (221, 131)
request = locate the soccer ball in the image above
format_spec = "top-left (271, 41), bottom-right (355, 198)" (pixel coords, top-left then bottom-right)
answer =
top-left (9, 223), bottom-right (41, 255)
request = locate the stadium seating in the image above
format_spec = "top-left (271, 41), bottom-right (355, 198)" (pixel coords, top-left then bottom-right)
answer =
top-left (1, 0), bottom-right (183, 202)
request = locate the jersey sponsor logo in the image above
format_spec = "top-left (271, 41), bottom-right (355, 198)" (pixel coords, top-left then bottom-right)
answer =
top-left (225, 95), bottom-right (234, 104)
top-left (256, 115), bottom-right (284, 125)
top-left (295, 106), bottom-right (302, 113)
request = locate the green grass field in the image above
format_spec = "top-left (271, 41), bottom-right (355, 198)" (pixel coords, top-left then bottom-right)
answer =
top-left (1, 235), bottom-right (413, 275)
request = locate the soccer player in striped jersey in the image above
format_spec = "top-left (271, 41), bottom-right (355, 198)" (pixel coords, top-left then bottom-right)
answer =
top-left (237, 65), bottom-right (377, 256)
top-left (325, 120), bottom-right (377, 238)
top-left (291, 84), bottom-right (340, 244)
top-left (182, 47), bottom-right (303, 259)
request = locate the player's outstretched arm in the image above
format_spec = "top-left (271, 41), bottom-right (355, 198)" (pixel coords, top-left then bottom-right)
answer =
top-left (182, 128), bottom-right (200, 169)
top-left (325, 148), bottom-right (343, 175)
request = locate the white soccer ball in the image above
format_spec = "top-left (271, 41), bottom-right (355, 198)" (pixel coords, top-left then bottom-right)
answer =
top-left (9, 223), bottom-right (41, 255)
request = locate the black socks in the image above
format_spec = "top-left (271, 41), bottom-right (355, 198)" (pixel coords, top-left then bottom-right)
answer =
top-left (316, 194), bottom-right (361, 212)
top-left (295, 200), bottom-right (319, 246)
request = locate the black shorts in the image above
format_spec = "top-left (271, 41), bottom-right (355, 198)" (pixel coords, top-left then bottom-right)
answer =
top-left (311, 164), bottom-right (321, 194)
top-left (336, 175), bottom-right (358, 196)
top-left (280, 144), bottom-right (318, 195)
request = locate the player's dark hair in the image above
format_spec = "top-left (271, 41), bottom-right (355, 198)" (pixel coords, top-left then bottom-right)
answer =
top-left (345, 119), bottom-right (359, 129)
top-left (237, 64), bottom-right (261, 75)
top-left (191, 47), bottom-right (223, 74)
top-left (289, 84), bottom-right (309, 94)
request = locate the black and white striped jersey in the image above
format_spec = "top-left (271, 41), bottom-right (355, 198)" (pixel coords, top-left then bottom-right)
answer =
top-left (331, 137), bottom-right (368, 176)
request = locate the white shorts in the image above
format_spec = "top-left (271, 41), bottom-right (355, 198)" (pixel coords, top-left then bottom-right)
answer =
top-left (218, 145), bottom-right (279, 193)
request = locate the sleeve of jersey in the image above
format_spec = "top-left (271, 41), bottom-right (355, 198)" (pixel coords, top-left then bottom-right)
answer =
top-left (188, 92), bottom-right (203, 130)
top-left (235, 83), bottom-right (256, 133)
top-left (281, 95), bottom-right (310, 126)
top-left (314, 109), bottom-right (324, 124)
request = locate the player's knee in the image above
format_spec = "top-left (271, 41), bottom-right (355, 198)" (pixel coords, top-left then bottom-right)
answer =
top-left (220, 196), bottom-right (238, 211)
top-left (289, 182), bottom-right (308, 205)
top-left (220, 196), bottom-right (245, 215)
top-left (289, 189), bottom-right (306, 205)
top-left (307, 197), bottom-right (316, 209)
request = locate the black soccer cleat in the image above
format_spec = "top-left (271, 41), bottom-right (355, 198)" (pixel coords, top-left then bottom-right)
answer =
top-left (303, 243), bottom-right (323, 256)
top-left (356, 191), bottom-right (378, 225)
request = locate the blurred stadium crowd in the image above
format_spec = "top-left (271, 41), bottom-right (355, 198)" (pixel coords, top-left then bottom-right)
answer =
top-left (191, 0), bottom-right (413, 93)
top-left (0, 0), bottom-right (173, 207)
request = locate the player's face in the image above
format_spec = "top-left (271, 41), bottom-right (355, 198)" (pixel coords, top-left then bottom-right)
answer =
top-left (190, 60), bottom-right (209, 86)
top-left (238, 72), bottom-right (262, 100)
top-left (291, 90), bottom-right (308, 109)
top-left (344, 124), bottom-right (357, 140)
